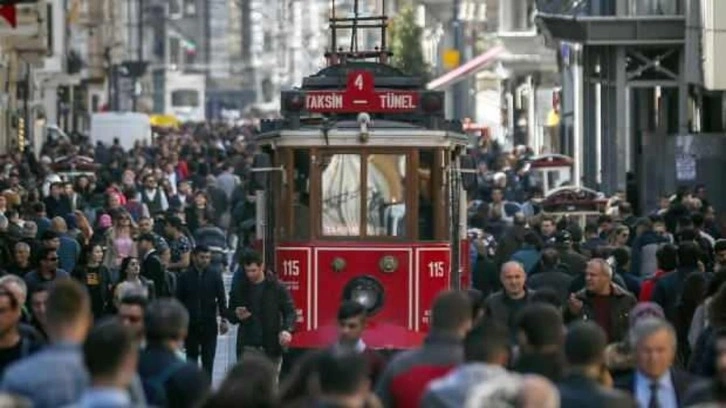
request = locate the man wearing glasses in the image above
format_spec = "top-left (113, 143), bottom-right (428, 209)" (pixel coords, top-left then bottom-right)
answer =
top-left (23, 248), bottom-right (70, 292)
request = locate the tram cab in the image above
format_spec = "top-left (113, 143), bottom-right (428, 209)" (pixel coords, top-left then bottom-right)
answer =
top-left (250, 9), bottom-right (470, 350)
top-left (529, 154), bottom-right (575, 196)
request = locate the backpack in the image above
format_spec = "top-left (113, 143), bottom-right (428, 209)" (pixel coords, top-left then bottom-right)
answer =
top-left (142, 360), bottom-right (186, 407)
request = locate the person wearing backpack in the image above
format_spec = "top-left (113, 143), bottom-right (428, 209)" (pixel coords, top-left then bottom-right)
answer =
top-left (138, 298), bottom-right (209, 408)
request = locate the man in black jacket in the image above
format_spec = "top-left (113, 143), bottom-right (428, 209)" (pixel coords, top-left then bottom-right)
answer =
top-left (228, 251), bottom-right (295, 373)
top-left (138, 233), bottom-right (170, 297)
top-left (559, 321), bottom-right (636, 408)
top-left (176, 245), bottom-right (228, 377)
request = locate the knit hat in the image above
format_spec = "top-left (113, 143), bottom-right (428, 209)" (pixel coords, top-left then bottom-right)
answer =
top-left (629, 302), bottom-right (665, 328)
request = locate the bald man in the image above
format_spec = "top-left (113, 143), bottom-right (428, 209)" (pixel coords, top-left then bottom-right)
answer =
top-left (484, 261), bottom-right (536, 336)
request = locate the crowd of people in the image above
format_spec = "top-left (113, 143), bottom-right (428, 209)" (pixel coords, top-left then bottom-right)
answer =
top-left (0, 124), bottom-right (721, 407)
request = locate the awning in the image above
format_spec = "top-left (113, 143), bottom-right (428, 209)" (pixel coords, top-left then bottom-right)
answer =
top-left (149, 114), bottom-right (181, 128)
top-left (427, 45), bottom-right (506, 90)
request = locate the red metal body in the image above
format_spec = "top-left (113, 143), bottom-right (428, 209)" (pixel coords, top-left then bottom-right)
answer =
top-left (275, 241), bottom-right (468, 349)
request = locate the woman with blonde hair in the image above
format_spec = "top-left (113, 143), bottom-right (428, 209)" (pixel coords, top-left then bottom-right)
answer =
top-left (101, 209), bottom-right (138, 281)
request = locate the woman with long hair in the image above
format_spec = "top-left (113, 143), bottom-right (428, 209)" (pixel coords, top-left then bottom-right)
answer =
top-left (72, 244), bottom-right (112, 318)
top-left (73, 210), bottom-right (94, 247)
top-left (113, 257), bottom-right (154, 310)
top-left (101, 210), bottom-right (138, 281)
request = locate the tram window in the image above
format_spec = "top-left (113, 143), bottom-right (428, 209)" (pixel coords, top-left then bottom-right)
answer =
top-left (321, 154), bottom-right (362, 236)
top-left (292, 149), bottom-right (311, 239)
top-left (366, 154), bottom-right (406, 237)
top-left (418, 150), bottom-right (435, 240)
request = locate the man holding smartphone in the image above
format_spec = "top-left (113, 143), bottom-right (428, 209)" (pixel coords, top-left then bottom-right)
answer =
top-left (228, 251), bottom-right (296, 374)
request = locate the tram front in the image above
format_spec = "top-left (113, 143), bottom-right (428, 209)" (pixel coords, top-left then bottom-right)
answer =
top-left (252, 63), bottom-right (472, 351)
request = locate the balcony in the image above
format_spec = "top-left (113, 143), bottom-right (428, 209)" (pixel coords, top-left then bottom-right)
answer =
top-left (535, 0), bottom-right (686, 45)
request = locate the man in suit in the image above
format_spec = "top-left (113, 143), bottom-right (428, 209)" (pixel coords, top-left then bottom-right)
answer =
top-left (614, 317), bottom-right (699, 407)
top-left (558, 321), bottom-right (637, 408)
top-left (138, 233), bottom-right (170, 297)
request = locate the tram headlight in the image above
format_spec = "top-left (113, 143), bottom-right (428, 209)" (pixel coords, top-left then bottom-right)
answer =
top-left (421, 92), bottom-right (444, 114)
top-left (343, 276), bottom-right (384, 315)
top-left (283, 92), bottom-right (305, 112)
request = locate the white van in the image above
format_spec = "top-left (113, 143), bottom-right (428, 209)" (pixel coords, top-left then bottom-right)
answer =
top-left (90, 112), bottom-right (152, 151)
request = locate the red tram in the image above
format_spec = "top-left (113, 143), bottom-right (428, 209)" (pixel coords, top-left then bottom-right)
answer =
top-left (249, 2), bottom-right (473, 350)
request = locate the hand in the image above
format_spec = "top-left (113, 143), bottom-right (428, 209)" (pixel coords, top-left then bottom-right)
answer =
top-left (219, 319), bottom-right (229, 335)
top-left (279, 330), bottom-right (292, 346)
top-left (235, 307), bottom-right (252, 321)
top-left (568, 294), bottom-right (583, 315)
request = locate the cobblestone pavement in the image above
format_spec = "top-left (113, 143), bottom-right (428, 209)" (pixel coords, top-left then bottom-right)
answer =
top-left (211, 271), bottom-right (237, 388)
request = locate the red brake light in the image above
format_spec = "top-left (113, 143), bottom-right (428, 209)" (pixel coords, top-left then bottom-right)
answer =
top-left (422, 93), bottom-right (443, 113)
top-left (285, 93), bottom-right (305, 111)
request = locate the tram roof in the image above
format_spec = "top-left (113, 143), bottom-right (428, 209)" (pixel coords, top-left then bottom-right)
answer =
top-left (256, 119), bottom-right (468, 148)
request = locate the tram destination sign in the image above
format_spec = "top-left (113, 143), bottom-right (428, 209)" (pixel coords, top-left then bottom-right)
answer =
top-left (304, 70), bottom-right (420, 113)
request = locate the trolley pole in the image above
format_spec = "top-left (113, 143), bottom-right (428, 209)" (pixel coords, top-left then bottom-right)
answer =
top-left (452, 0), bottom-right (465, 120)
top-left (132, 0), bottom-right (144, 112)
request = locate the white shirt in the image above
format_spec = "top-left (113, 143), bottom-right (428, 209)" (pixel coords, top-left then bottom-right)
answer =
top-left (635, 370), bottom-right (677, 408)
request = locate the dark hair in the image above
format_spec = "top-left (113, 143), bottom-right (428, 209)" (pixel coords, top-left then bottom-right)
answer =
top-left (242, 251), bottom-right (264, 267)
top-left (656, 244), bottom-right (678, 271)
top-left (144, 298), bottom-right (189, 343)
top-left (39, 247), bottom-right (57, 262)
top-left (83, 318), bottom-right (137, 378)
top-left (46, 279), bottom-right (90, 332)
top-left (540, 247), bottom-right (560, 268)
top-left (119, 257), bottom-right (139, 276)
top-left (123, 186), bottom-right (137, 200)
top-left (678, 241), bottom-right (701, 268)
top-left (120, 294), bottom-right (148, 310)
top-left (193, 244), bottom-right (211, 254)
top-left (202, 356), bottom-right (278, 408)
top-left (431, 290), bottom-right (472, 332)
top-left (516, 303), bottom-right (564, 349)
top-left (316, 350), bottom-right (369, 396)
top-left (565, 321), bottom-right (607, 366)
top-left (337, 300), bottom-right (366, 321)
top-left (611, 246), bottom-right (631, 269)
top-left (464, 320), bottom-right (509, 363)
top-left (715, 239), bottom-right (726, 254)
top-left (530, 288), bottom-right (563, 310)
top-left (137, 232), bottom-right (156, 244)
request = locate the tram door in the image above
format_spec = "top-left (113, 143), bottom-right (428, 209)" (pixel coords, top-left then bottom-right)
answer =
top-left (252, 152), bottom-right (280, 266)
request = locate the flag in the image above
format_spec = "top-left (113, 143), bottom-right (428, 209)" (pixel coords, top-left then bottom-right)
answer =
top-left (0, 5), bottom-right (16, 28)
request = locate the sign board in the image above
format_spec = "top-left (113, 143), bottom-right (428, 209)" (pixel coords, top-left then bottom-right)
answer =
top-left (275, 247), bottom-right (311, 331)
top-left (675, 153), bottom-right (696, 181)
top-left (442, 49), bottom-right (461, 70)
top-left (304, 70), bottom-right (420, 113)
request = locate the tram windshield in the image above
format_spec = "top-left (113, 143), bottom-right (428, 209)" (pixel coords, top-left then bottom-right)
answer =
top-left (320, 152), bottom-right (407, 238)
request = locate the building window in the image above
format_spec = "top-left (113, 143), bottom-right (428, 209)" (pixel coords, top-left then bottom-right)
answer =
top-left (169, 37), bottom-right (181, 66)
top-left (169, 0), bottom-right (181, 17)
top-left (183, 0), bottom-right (196, 16)
top-left (171, 90), bottom-right (200, 107)
top-left (184, 48), bottom-right (196, 66)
